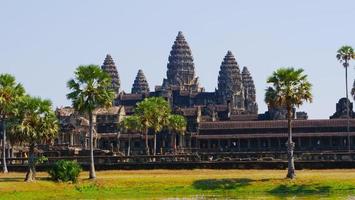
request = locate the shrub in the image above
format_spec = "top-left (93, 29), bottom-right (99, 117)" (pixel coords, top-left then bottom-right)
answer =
top-left (48, 160), bottom-right (82, 183)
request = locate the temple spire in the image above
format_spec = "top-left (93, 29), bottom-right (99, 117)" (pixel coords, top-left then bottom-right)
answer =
top-left (242, 66), bottom-right (258, 114)
top-left (163, 31), bottom-right (200, 92)
top-left (101, 54), bottom-right (120, 95)
top-left (131, 69), bottom-right (150, 94)
top-left (217, 51), bottom-right (245, 110)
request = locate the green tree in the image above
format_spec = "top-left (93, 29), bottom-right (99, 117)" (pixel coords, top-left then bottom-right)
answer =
top-left (336, 46), bottom-right (354, 152)
top-left (0, 74), bottom-right (25, 173)
top-left (167, 114), bottom-right (187, 154)
top-left (135, 97), bottom-right (171, 156)
top-left (120, 115), bottom-right (142, 156)
top-left (10, 96), bottom-right (58, 181)
top-left (265, 68), bottom-right (312, 179)
top-left (67, 65), bottom-right (115, 179)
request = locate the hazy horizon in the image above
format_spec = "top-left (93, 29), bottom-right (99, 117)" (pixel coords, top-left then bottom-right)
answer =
top-left (1, 0), bottom-right (355, 119)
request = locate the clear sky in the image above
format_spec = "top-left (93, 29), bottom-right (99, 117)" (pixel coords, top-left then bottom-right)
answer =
top-left (1, 0), bottom-right (354, 119)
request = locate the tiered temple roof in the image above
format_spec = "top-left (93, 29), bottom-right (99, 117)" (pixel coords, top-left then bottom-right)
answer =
top-left (131, 69), bottom-right (150, 94)
top-left (217, 51), bottom-right (245, 110)
top-left (162, 31), bottom-right (200, 92)
top-left (242, 66), bottom-right (258, 114)
top-left (101, 54), bottom-right (120, 95)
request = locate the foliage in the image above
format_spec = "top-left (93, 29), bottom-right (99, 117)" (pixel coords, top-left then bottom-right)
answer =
top-left (0, 74), bottom-right (25, 119)
top-left (120, 115), bottom-right (143, 133)
top-left (48, 160), bottom-right (82, 183)
top-left (135, 97), bottom-right (171, 134)
top-left (167, 114), bottom-right (187, 135)
top-left (35, 155), bottom-right (48, 165)
top-left (66, 65), bottom-right (115, 114)
top-left (265, 67), bottom-right (312, 110)
top-left (9, 96), bottom-right (58, 144)
top-left (336, 45), bottom-right (354, 67)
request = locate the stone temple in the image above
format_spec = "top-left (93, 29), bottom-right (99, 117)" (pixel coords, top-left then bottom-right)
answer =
top-left (55, 31), bottom-right (355, 156)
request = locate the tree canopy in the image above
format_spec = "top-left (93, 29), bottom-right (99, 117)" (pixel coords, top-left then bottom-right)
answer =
top-left (265, 67), bottom-right (312, 110)
top-left (67, 65), bottom-right (115, 114)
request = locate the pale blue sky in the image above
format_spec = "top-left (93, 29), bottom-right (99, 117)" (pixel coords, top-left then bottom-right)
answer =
top-left (1, 0), bottom-right (354, 119)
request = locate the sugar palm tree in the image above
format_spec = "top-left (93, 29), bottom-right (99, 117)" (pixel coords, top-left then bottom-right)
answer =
top-left (0, 74), bottom-right (25, 173)
top-left (265, 68), bottom-right (312, 179)
top-left (167, 114), bottom-right (187, 154)
top-left (10, 96), bottom-right (58, 181)
top-left (67, 65), bottom-right (115, 179)
top-left (336, 46), bottom-right (354, 152)
top-left (135, 97), bottom-right (171, 156)
top-left (120, 115), bottom-right (142, 156)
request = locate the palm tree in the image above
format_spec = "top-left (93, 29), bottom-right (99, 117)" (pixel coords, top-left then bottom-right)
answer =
top-left (336, 46), bottom-right (354, 152)
top-left (135, 97), bottom-right (171, 156)
top-left (265, 68), bottom-right (312, 179)
top-left (10, 96), bottom-right (58, 181)
top-left (67, 65), bottom-right (115, 179)
top-left (0, 74), bottom-right (25, 173)
top-left (167, 114), bottom-right (187, 154)
top-left (120, 115), bottom-right (142, 156)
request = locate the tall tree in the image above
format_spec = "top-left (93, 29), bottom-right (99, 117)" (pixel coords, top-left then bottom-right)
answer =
top-left (10, 96), bottom-right (58, 181)
top-left (135, 97), bottom-right (171, 156)
top-left (67, 65), bottom-right (115, 179)
top-left (167, 114), bottom-right (187, 154)
top-left (120, 115), bottom-right (142, 156)
top-left (336, 46), bottom-right (354, 152)
top-left (0, 74), bottom-right (25, 173)
top-left (265, 68), bottom-right (312, 179)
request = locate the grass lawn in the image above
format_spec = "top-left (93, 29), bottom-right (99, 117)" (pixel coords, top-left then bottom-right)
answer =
top-left (0, 169), bottom-right (355, 199)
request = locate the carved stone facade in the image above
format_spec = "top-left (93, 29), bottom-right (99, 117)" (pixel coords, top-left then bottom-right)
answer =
top-left (242, 67), bottom-right (258, 114)
top-left (131, 69), bottom-right (150, 94)
top-left (101, 54), bottom-right (120, 95)
top-left (161, 31), bottom-right (201, 93)
top-left (217, 51), bottom-right (245, 111)
top-left (330, 97), bottom-right (355, 119)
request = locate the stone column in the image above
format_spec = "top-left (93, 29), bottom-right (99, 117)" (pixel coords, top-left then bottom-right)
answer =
top-left (70, 133), bottom-right (74, 146)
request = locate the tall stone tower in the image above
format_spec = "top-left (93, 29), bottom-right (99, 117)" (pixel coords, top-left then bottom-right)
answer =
top-left (242, 66), bottom-right (258, 114)
top-left (101, 54), bottom-right (120, 95)
top-left (162, 31), bottom-right (200, 92)
top-left (217, 51), bottom-right (245, 111)
top-left (131, 69), bottom-right (150, 94)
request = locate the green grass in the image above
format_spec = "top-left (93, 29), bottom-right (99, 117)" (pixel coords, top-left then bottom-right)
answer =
top-left (0, 169), bottom-right (355, 199)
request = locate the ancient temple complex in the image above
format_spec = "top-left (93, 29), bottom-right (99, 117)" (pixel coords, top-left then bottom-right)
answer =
top-left (55, 31), bottom-right (355, 156)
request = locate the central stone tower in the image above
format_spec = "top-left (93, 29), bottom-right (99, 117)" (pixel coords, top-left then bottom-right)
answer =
top-left (162, 31), bottom-right (201, 92)
top-left (101, 54), bottom-right (120, 95)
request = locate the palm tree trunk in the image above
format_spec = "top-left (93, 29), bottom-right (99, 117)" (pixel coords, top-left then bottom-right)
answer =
top-left (145, 129), bottom-right (149, 156)
top-left (89, 112), bottom-right (96, 179)
top-left (116, 132), bottom-right (121, 153)
top-left (153, 134), bottom-right (157, 156)
top-left (286, 106), bottom-right (296, 179)
top-left (345, 65), bottom-right (351, 152)
top-left (172, 132), bottom-right (177, 154)
top-left (127, 136), bottom-right (131, 156)
top-left (2, 120), bottom-right (8, 173)
top-left (25, 143), bottom-right (36, 182)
